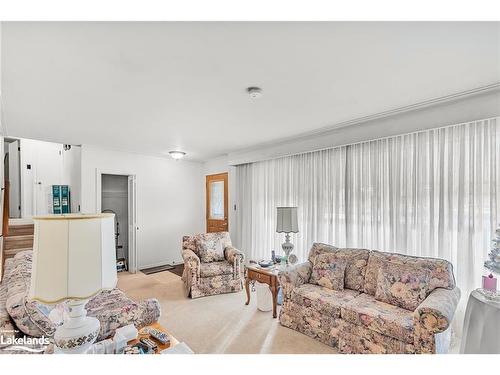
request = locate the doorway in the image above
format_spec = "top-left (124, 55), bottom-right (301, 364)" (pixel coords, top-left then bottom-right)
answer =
top-left (3, 138), bottom-right (21, 218)
top-left (206, 172), bottom-right (228, 233)
top-left (96, 171), bottom-right (137, 273)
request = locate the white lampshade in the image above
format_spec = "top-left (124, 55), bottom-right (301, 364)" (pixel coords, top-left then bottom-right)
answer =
top-left (276, 207), bottom-right (299, 233)
top-left (29, 213), bottom-right (117, 304)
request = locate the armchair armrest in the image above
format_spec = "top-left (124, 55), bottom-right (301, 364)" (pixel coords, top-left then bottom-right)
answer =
top-left (182, 249), bottom-right (200, 273)
top-left (278, 261), bottom-right (312, 300)
top-left (225, 245), bottom-right (245, 264)
top-left (414, 286), bottom-right (461, 334)
top-left (225, 245), bottom-right (244, 279)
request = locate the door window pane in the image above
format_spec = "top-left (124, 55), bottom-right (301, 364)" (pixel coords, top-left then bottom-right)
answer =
top-left (210, 181), bottom-right (224, 219)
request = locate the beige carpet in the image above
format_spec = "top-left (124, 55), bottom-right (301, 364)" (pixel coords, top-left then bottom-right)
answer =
top-left (117, 271), bottom-right (336, 354)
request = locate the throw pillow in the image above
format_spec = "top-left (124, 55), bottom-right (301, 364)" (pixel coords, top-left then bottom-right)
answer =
top-left (196, 232), bottom-right (231, 263)
top-left (310, 253), bottom-right (347, 291)
top-left (374, 261), bottom-right (431, 311)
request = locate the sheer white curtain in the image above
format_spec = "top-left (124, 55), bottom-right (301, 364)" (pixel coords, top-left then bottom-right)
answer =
top-left (346, 118), bottom-right (499, 296)
top-left (235, 147), bottom-right (347, 261)
top-left (235, 118), bottom-right (499, 301)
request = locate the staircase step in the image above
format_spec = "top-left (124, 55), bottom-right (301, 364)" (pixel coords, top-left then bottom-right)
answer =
top-left (7, 224), bottom-right (34, 237)
top-left (4, 235), bottom-right (34, 250)
top-left (4, 247), bottom-right (33, 260)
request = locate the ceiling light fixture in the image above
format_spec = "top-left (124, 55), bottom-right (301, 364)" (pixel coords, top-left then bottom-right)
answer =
top-left (169, 151), bottom-right (186, 160)
top-left (247, 87), bottom-right (263, 99)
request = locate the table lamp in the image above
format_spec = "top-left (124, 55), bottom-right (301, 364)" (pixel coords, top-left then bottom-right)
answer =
top-left (276, 207), bottom-right (299, 264)
top-left (29, 213), bottom-right (117, 354)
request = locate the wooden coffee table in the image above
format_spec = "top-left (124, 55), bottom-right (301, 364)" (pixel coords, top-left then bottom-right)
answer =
top-left (128, 322), bottom-right (179, 354)
top-left (245, 264), bottom-right (280, 318)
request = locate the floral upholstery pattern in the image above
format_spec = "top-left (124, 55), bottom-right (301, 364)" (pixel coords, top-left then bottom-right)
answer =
top-left (85, 289), bottom-right (160, 341)
top-left (181, 232), bottom-right (244, 298)
top-left (196, 232), bottom-right (232, 263)
top-left (225, 245), bottom-right (244, 279)
top-left (310, 253), bottom-right (347, 290)
top-left (277, 261), bottom-right (312, 301)
top-left (364, 250), bottom-right (455, 296)
top-left (280, 300), bottom-right (343, 347)
top-left (0, 259), bottom-right (15, 349)
top-left (291, 283), bottom-right (360, 317)
top-left (0, 250), bottom-right (161, 345)
top-left (338, 321), bottom-right (415, 354)
top-left (279, 244), bottom-right (459, 354)
top-left (308, 243), bottom-right (370, 291)
top-left (341, 293), bottom-right (415, 343)
top-left (375, 262), bottom-right (430, 311)
top-left (413, 286), bottom-right (461, 353)
top-left (200, 261), bottom-right (234, 278)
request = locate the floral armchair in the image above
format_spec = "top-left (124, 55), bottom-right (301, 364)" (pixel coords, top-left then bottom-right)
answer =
top-left (181, 232), bottom-right (245, 298)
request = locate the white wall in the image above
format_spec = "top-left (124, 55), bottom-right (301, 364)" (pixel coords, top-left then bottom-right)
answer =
top-left (19, 138), bottom-right (81, 217)
top-left (61, 145), bottom-right (81, 213)
top-left (80, 145), bottom-right (205, 268)
top-left (203, 156), bottom-right (237, 241)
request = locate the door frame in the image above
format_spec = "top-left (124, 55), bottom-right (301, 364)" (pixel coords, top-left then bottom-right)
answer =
top-left (206, 172), bottom-right (229, 233)
top-left (95, 168), bottom-right (138, 273)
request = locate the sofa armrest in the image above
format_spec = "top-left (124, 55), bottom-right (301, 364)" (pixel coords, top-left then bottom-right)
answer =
top-left (414, 286), bottom-right (461, 334)
top-left (278, 261), bottom-right (312, 300)
top-left (225, 245), bottom-right (245, 264)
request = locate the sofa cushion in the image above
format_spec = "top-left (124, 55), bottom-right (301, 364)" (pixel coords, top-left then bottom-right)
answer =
top-left (364, 250), bottom-right (455, 296)
top-left (308, 242), bottom-right (339, 264)
top-left (341, 293), bottom-right (415, 343)
top-left (200, 261), bottom-right (234, 277)
top-left (310, 253), bottom-right (347, 291)
top-left (375, 262), bottom-right (430, 311)
top-left (196, 232), bottom-right (232, 263)
top-left (308, 243), bottom-right (370, 292)
top-left (291, 283), bottom-right (360, 318)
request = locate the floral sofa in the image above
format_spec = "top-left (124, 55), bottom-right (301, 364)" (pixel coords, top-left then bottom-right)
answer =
top-left (181, 232), bottom-right (245, 298)
top-left (0, 250), bottom-right (161, 353)
top-left (278, 243), bottom-right (460, 354)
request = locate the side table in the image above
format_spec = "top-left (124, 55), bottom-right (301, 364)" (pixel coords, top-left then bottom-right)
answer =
top-left (460, 289), bottom-right (500, 353)
top-left (245, 264), bottom-right (280, 318)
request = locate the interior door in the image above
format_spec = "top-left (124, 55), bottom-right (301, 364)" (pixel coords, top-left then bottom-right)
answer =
top-left (34, 142), bottom-right (63, 215)
top-left (206, 172), bottom-right (228, 233)
top-left (127, 175), bottom-right (137, 273)
top-left (7, 140), bottom-right (21, 218)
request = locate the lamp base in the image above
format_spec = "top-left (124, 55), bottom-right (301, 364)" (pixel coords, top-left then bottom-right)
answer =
top-left (281, 233), bottom-right (295, 265)
top-left (54, 299), bottom-right (100, 354)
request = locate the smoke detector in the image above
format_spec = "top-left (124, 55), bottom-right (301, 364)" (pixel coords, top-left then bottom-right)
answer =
top-left (247, 87), bottom-right (263, 99)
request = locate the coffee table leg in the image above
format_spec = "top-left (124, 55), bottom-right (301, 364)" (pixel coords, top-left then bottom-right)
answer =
top-left (245, 278), bottom-right (251, 305)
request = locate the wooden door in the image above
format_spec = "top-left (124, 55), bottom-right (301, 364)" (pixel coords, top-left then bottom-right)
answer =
top-left (206, 173), bottom-right (228, 233)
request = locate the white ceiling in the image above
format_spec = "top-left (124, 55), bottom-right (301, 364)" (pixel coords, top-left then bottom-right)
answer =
top-left (1, 22), bottom-right (499, 161)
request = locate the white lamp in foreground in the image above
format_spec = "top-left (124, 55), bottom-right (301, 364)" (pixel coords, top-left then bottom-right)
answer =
top-left (276, 207), bottom-right (299, 264)
top-left (29, 213), bottom-right (117, 354)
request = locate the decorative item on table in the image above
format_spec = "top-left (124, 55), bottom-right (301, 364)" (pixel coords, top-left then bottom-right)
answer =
top-left (482, 274), bottom-right (497, 292)
top-left (485, 224), bottom-right (500, 274)
top-left (274, 255), bottom-right (282, 264)
top-left (276, 206), bottom-right (299, 266)
top-left (258, 259), bottom-right (274, 268)
top-left (271, 250), bottom-right (276, 263)
top-left (288, 254), bottom-right (298, 265)
top-left (29, 213), bottom-right (117, 354)
top-left (123, 343), bottom-right (153, 354)
top-left (481, 224), bottom-right (500, 299)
